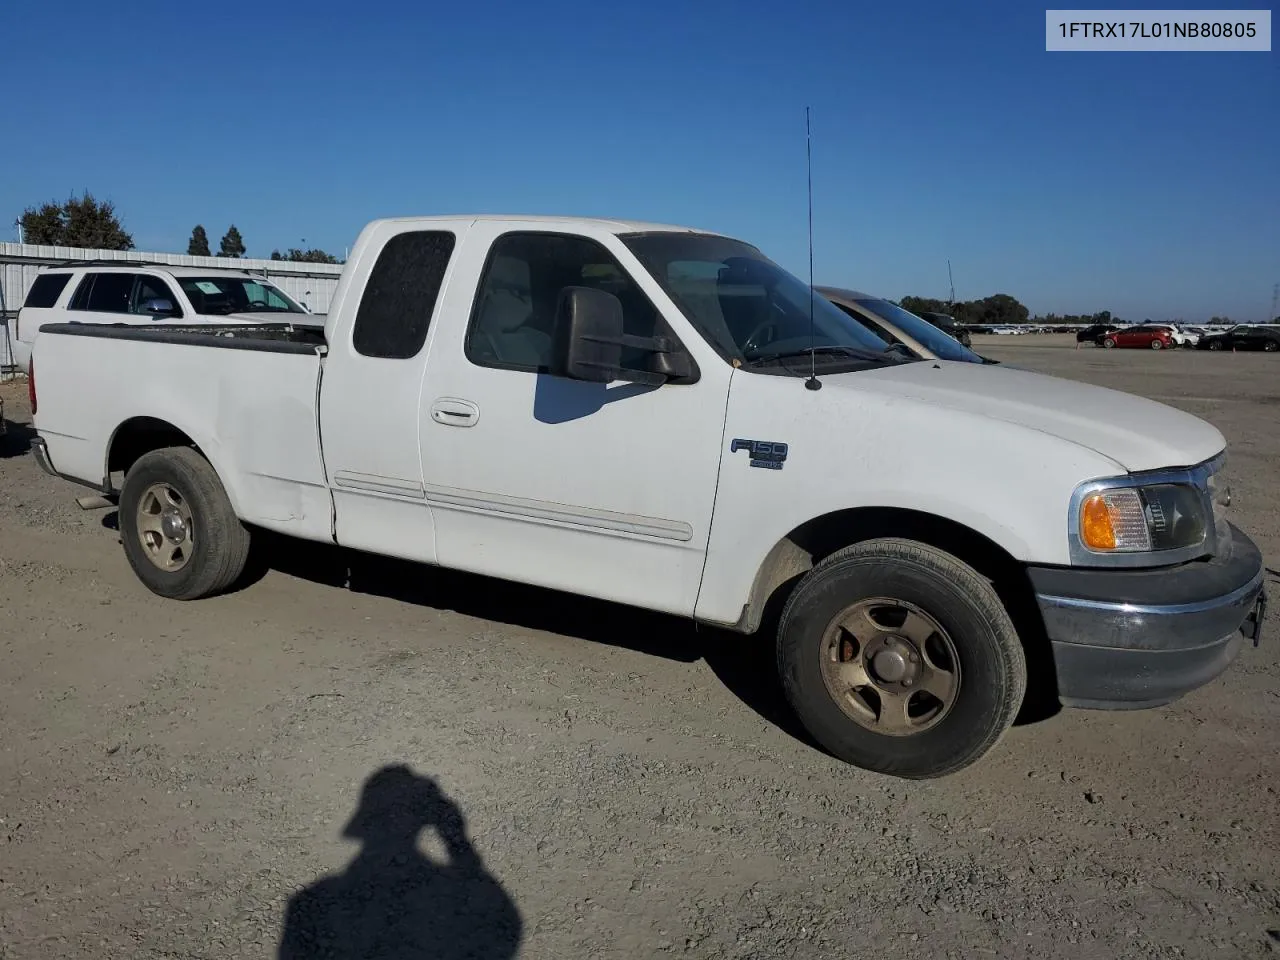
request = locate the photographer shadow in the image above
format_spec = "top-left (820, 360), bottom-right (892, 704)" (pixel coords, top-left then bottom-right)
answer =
top-left (279, 764), bottom-right (522, 959)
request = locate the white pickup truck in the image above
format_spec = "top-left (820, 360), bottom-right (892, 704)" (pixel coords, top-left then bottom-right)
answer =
top-left (29, 216), bottom-right (1267, 779)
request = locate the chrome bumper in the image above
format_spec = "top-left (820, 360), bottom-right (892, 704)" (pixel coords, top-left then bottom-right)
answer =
top-left (1029, 524), bottom-right (1266, 709)
top-left (30, 436), bottom-right (59, 478)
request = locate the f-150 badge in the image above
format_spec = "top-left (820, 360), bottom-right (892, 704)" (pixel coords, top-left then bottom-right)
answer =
top-left (731, 439), bottom-right (788, 470)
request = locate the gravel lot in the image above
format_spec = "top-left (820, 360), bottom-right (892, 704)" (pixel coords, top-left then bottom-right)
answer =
top-left (1, 334), bottom-right (1277, 959)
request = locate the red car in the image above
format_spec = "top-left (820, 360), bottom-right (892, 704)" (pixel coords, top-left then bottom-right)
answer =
top-left (1099, 325), bottom-right (1175, 350)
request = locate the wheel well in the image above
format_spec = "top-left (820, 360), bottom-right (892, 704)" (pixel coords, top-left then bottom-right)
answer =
top-left (106, 418), bottom-right (198, 490)
top-left (741, 506), bottom-right (1058, 710)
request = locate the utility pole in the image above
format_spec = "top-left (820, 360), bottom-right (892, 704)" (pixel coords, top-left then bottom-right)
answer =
top-left (1271, 282), bottom-right (1278, 323)
top-left (947, 259), bottom-right (955, 306)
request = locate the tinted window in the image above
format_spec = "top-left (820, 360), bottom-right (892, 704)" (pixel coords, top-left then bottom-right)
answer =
top-left (24, 273), bottom-right (72, 309)
top-left (81, 273), bottom-right (136, 314)
top-left (853, 298), bottom-right (984, 363)
top-left (466, 232), bottom-right (664, 373)
top-left (353, 231), bottom-right (456, 359)
top-left (69, 275), bottom-right (93, 310)
top-left (132, 275), bottom-right (181, 315)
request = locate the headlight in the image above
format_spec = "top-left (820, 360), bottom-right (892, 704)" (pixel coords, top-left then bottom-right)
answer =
top-left (1069, 457), bottom-right (1222, 567)
top-left (1079, 484), bottom-right (1205, 552)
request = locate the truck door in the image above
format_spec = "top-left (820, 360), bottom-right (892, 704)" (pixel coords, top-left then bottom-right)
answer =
top-left (317, 228), bottom-right (460, 563)
top-left (417, 224), bottom-right (731, 617)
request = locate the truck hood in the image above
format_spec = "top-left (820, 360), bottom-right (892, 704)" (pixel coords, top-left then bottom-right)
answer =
top-left (835, 360), bottom-right (1225, 473)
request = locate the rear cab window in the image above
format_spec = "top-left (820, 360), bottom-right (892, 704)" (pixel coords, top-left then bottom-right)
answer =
top-left (352, 231), bottom-right (457, 359)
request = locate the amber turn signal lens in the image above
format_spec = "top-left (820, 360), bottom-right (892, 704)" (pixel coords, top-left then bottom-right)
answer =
top-left (1080, 494), bottom-right (1117, 550)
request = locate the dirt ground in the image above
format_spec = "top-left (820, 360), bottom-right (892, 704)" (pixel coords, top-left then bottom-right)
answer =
top-left (1, 335), bottom-right (1277, 959)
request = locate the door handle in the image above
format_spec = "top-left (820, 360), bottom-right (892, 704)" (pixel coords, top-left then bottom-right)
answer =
top-left (430, 398), bottom-right (479, 427)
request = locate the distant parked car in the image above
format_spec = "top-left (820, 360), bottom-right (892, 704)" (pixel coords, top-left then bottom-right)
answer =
top-left (816, 288), bottom-right (991, 363)
top-left (1077, 323), bottom-right (1119, 344)
top-left (915, 311), bottom-right (972, 347)
top-left (1100, 325), bottom-right (1175, 350)
top-left (1155, 325), bottom-right (1200, 348)
top-left (1196, 324), bottom-right (1280, 352)
top-left (12, 263), bottom-right (319, 374)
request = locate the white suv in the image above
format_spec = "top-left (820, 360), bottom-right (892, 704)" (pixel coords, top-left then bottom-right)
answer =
top-left (1156, 324), bottom-right (1200, 347)
top-left (12, 263), bottom-right (318, 374)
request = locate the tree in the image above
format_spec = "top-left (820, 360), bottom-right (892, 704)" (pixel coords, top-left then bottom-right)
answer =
top-left (188, 225), bottom-right (211, 256)
top-left (219, 225), bottom-right (246, 258)
top-left (270, 247), bottom-right (340, 264)
top-left (16, 192), bottom-right (133, 249)
top-left (898, 292), bottom-right (1030, 328)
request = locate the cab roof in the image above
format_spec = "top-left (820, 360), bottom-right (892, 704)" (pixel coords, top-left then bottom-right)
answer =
top-left (371, 214), bottom-right (727, 236)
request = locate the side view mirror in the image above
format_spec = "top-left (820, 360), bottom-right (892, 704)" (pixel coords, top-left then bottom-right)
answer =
top-left (140, 298), bottom-right (178, 318)
top-left (551, 286), bottom-right (698, 385)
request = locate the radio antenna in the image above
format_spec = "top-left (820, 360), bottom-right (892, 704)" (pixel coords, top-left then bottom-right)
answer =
top-left (804, 106), bottom-right (821, 391)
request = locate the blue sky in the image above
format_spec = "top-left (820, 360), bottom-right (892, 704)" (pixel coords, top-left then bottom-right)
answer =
top-left (3, 0), bottom-right (1276, 320)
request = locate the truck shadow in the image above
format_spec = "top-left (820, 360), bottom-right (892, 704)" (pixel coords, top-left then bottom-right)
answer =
top-left (245, 529), bottom-right (823, 751)
top-left (278, 763), bottom-right (523, 960)
top-left (99, 515), bottom-right (1060, 750)
top-left (0, 419), bottom-right (34, 459)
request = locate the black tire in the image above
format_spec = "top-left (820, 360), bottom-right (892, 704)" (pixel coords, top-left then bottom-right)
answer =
top-left (777, 538), bottom-right (1026, 779)
top-left (1264, 340), bottom-right (1279, 353)
top-left (1208, 340), bottom-right (1222, 351)
top-left (119, 446), bottom-right (251, 600)
top-left (1102, 338), bottom-right (1116, 349)
top-left (1150, 339), bottom-right (1163, 350)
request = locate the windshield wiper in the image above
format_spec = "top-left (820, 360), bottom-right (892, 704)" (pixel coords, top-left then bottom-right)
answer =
top-left (742, 345), bottom-right (900, 367)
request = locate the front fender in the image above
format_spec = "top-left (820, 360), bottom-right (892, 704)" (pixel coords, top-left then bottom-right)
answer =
top-left (693, 373), bottom-right (1125, 627)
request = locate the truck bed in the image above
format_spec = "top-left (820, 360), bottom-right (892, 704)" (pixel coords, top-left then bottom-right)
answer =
top-left (32, 322), bottom-right (334, 543)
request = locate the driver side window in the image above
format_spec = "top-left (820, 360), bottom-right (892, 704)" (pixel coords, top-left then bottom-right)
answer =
top-left (131, 275), bottom-right (182, 316)
top-left (465, 232), bottom-right (664, 373)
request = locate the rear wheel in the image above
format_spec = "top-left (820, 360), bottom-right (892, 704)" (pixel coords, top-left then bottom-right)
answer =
top-left (776, 538), bottom-right (1026, 779)
top-left (1264, 339), bottom-right (1279, 353)
top-left (1150, 339), bottom-right (1163, 350)
top-left (119, 447), bottom-right (250, 600)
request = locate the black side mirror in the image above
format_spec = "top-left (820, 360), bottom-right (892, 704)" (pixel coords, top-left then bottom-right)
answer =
top-left (552, 287), bottom-right (625, 383)
top-left (551, 287), bottom-right (700, 386)
top-left (140, 298), bottom-right (177, 318)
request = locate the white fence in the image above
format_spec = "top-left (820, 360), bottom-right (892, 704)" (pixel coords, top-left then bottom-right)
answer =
top-left (0, 243), bottom-right (344, 371)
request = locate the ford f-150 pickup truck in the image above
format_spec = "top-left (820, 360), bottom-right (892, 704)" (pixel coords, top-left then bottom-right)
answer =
top-left (28, 216), bottom-right (1267, 779)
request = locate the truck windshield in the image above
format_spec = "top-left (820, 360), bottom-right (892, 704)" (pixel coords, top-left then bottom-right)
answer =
top-left (854, 298), bottom-right (984, 363)
top-left (621, 233), bottom-right (907, 368)
top-left (178, 277), bottom-right (306, 316)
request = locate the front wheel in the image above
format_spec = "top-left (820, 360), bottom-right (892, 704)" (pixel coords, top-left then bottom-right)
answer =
top-left (1102, 338), bottom-right (1116, 348)
top-left (776, 538), bottom-right (1026, 779)
top-left (1208, 340), bottom-right (1222, 351)
top-left (119, 446), bottom-right (251, 600)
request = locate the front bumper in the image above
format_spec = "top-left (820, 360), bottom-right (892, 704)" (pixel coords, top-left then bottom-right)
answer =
top-left (1029, 524), bottom-right (1266, 709)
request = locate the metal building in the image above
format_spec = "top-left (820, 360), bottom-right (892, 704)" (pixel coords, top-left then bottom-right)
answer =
top-left (1, 243), bottom-right (344, 373)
